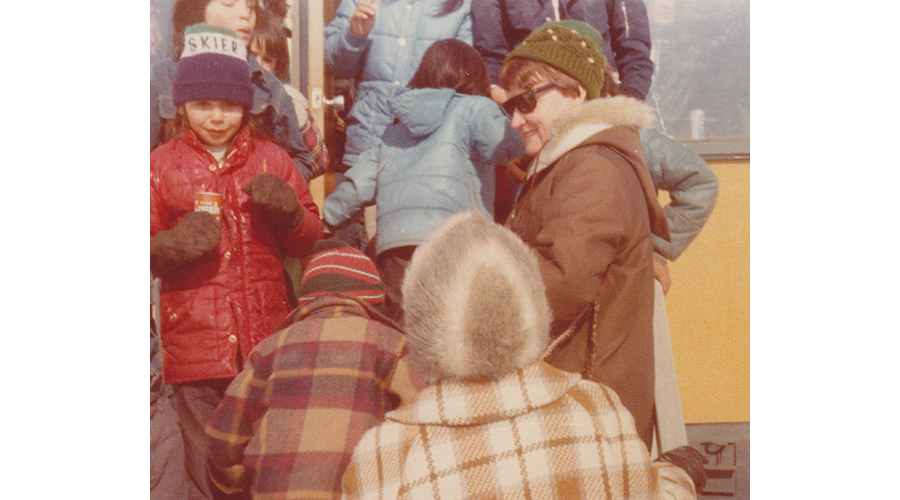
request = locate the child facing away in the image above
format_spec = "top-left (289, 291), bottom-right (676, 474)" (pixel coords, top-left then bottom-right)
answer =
top-left (205, 238), bottom-right (420, 500)
top-left (150, 24), bottom-right (323, 500)
top-left (249, 8), bottom-right (331, 177)
top-left (322, 39), bottom-right (525, 322)
top-left (324, 0), bottom-right (473, 169)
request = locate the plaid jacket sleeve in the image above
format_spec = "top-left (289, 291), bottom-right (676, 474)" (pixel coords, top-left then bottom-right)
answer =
top-left (301, 113), bottom-right (331, 179)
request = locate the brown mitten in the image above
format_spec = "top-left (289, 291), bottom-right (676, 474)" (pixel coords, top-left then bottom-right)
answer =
top-left (656, 445), bottom-right (708, 492)
top-left (150, 211), bottom-right (221, 275)
top-left (242, 173), bottom-right (304, 233)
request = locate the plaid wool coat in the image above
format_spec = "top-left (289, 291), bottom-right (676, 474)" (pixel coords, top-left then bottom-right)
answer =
top-left (205, 295), bottom-right (419, 500)
top-left (341, 362), bottom-right (695, 500)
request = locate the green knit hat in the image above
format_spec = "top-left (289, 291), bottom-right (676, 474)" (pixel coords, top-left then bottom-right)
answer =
top-left (505, 20), bottom-right (607, 99)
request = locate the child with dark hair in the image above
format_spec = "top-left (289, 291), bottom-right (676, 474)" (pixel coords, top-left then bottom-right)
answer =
top-left (325, 0), bottom-right (473, 169)
top-left (150, 24), bottom-right (323, 499)
top-left (405, 38), bottom-right (491, 97)
top-left (249, 8), bottom-right (330, 177)
top-left (322, 39), bottom-right (524, 322)
top-left (248, 9), bottom-right (289, 83)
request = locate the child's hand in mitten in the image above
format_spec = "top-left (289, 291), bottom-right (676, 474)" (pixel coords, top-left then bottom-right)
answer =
top-left (242, 173), bottom-right (304, 233)
top-left (150, 211), bottom-right (221, 275)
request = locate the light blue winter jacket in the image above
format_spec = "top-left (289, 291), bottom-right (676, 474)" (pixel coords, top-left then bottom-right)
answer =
top-left (325, 0), bottom-right (472, 167)
top-left (641, 128), bottom-right (719, 260)
top-left (323, 88), bottom-right (524, 255)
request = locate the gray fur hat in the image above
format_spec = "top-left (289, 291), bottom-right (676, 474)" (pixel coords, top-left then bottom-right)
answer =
top-left (401, 212), bottom-right (552, 382)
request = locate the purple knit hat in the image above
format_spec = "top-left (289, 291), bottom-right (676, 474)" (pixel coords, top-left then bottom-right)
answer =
top-left (173, 23), bottom-right (253, 108)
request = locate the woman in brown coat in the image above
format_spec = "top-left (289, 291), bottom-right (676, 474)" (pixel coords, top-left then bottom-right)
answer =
top-left (500, 20), bottom-right (670, 450)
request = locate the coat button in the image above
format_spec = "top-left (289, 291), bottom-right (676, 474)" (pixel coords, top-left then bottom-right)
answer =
top-left (228, 334), bottom-right (237, 343)
top-left (169, 312), bottom-right (177, 320)
top-left (397, 38), bottom-right (406, 47)
top-left (406, 3), bottom-right (412, 9)
top-left (224, 251), bottom-right (231, 259)
top-left (208, 164), bottom-right (217, 171)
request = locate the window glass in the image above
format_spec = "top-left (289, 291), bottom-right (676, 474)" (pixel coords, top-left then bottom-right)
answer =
top-left (646, 0), bottom-right (750, 143)
top-left (151, 0), bottom-right (175, 67)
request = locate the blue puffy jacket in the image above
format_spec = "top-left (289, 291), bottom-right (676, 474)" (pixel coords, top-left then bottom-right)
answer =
top-left (325, 0), bottom-right (472, 167)
top-left (323, 88), bottom-right (524, 255)
top-left (640, 128), bottom-right (719, 260)
top-left (472, 0), bottom-right (654, 100)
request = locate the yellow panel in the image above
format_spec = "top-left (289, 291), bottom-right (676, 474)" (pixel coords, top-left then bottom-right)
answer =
top-left (660, 159), bottom-right (750, 423)
top-left (309, 175), bottom-right (325, 214)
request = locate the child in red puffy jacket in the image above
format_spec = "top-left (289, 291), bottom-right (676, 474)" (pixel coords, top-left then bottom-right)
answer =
top-left (149, 23), bottom-right (322, 500)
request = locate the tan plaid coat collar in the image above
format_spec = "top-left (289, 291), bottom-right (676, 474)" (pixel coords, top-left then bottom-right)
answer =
top-left (387, 362), bottom-right (581, 426)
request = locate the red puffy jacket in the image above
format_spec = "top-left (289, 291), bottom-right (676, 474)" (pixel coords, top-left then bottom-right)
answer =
top-left (151, 127), bottom-right (323, 384)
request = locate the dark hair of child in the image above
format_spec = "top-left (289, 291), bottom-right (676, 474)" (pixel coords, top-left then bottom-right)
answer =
top-left (251, 9), bottom-right (291, 82)
top-left (260, 0), bottom-right (288, 18)
top-left (171, 0), bottom-right (218, 59)
top-left (407, 39), bottom-right (491, 98)
top-left (436, 0), bottom-right (465, 16)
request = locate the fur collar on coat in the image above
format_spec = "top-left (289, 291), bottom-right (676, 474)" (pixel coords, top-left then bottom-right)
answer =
top-left (528, 96), bottom-right (655, 180)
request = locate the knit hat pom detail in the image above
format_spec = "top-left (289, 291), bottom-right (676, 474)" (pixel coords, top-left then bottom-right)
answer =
top-left (505, 20), bottom-right (608, 99)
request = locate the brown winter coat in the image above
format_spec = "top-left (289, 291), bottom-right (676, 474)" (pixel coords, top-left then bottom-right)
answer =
top-left (505, 96), bottom-right (669, 449)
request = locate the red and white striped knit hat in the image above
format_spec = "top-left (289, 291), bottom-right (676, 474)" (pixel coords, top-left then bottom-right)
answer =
top-left (297, 239), bottom-right (386, 307)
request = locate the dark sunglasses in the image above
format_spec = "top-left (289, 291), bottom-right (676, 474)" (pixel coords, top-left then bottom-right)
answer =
top-left (502, 83), bottom-right (557, 116)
